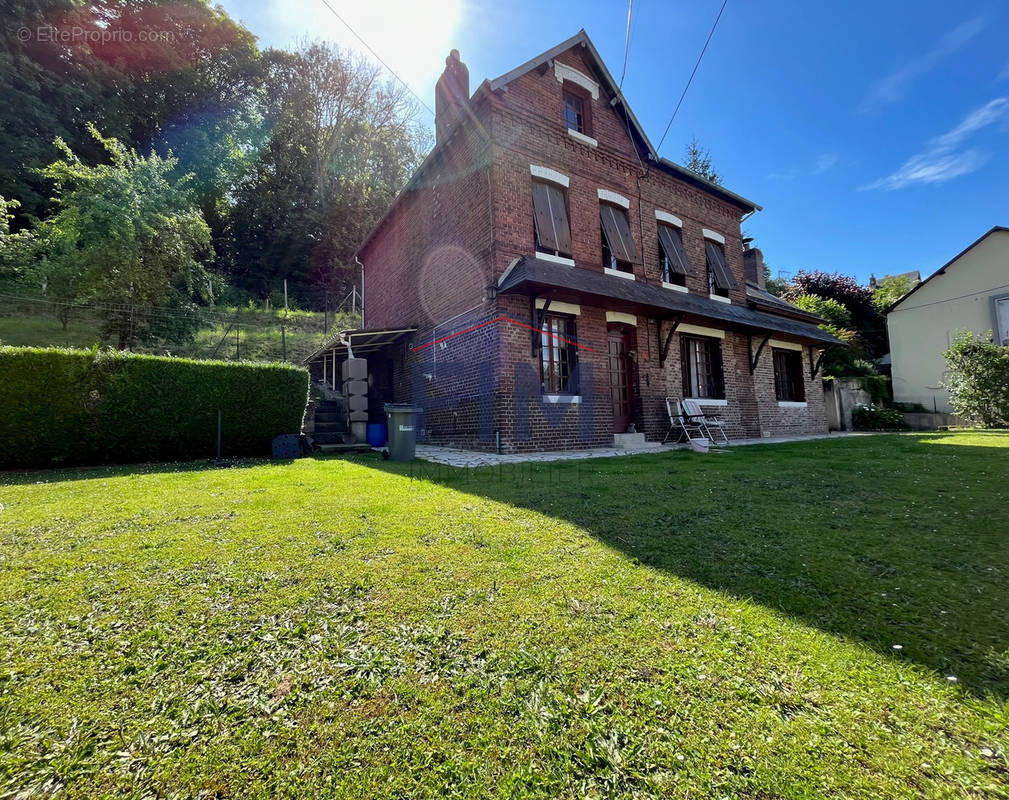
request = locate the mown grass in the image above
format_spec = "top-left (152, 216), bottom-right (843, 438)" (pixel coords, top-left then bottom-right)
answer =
top-left (0, 432), bottom-right (1006, 798)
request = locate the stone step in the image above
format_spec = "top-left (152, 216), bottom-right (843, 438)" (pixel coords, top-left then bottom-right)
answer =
top-left (316, 442), bottom-right (372, 453)
top-left (313, 422), bottom-right (348, 434)
top-left (612, 432), bottom-right (648, 450)
top-left (312, 431), bottom-right (354, 445)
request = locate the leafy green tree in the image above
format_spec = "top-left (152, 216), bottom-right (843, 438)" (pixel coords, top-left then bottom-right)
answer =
top-left (684, 137), bottom-right (722, 185)
top-left (0, 0), bottom-right (260, 234)
top-left (35, 126), bottom-right (212, 347)
top-left (229, 43), bottom-right (426, 304)
top-left (943, 330), bottom-right (1009, 427)
top-left (0, 196), bottom-right (36, 283)
top-left (871, 274), bottom-right (915, 310)
top-left (785, 270), bottom-right (887, 359)
top-left (791, 294), bottom-right (852, 330)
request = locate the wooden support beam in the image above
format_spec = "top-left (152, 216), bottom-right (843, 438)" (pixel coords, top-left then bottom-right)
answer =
top-left (531, 297), bottom-right (552, 357)
top-left (809, 345), bottom-right (829, 379)
top-left (656, 313), bottom-right (683, 367)
top-left (748, 333), bottom-right (771, 373)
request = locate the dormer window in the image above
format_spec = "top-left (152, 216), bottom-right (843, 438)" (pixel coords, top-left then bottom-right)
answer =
top-left (562, 84), bottom-right (592, 136)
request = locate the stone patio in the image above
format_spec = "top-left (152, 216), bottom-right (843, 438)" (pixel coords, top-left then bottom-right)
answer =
top-left (414, 432), bottom-right (869, 467)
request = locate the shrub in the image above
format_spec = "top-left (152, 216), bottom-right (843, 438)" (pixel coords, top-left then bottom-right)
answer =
top-left (852, 404), bottom-right (910, 431)
top-left (942, 331), bottom-right (1009, 427)
top-left (0, 346), bottom-right (309, 469)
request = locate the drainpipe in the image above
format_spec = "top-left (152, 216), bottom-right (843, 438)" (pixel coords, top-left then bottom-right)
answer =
top-left (354, 255), bottom-right (366, 329)
top-left (340, 332), bottom-right (354, 360)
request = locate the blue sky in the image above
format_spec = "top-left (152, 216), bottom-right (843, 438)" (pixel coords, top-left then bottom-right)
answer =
top-left (218, 0), bottom-right (1009, 285)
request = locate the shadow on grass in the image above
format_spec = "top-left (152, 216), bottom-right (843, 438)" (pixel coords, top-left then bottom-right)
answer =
top-left (346, 432), bottom-right (1009, 698)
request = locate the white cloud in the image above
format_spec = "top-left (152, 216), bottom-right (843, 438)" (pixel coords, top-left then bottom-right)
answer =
top-left (863, 97), bottom-right (1009, 190)
top-left (858, 15), bottom-right (986, 113)
top-left (813, 153), bottom-right (838, 174)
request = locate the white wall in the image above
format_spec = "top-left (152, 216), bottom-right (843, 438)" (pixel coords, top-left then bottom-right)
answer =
top-left (887, 230), bottom-right (1009, 412)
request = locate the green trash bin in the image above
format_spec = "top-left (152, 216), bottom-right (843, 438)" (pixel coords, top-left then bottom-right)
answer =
top-left (384, 404), bottom-right (422, 461)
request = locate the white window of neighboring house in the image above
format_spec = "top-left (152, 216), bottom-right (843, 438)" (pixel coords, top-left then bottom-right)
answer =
top-left (995, 296), bottom-right (1009, 346)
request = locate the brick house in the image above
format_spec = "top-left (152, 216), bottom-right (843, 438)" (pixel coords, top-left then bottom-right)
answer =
top-left (307, 31), bottom-right (839, 453)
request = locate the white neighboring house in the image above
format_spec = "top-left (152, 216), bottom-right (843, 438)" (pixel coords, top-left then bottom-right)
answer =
top-left (886, 226), bottom-right (1009, 413)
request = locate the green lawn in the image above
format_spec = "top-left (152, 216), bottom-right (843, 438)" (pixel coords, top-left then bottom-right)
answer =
top-left (1, 433), bottom-right (1007, 798)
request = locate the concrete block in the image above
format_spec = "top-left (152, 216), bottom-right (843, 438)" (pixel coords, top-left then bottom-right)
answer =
top-left (343, 379), bottom-right (368, 396)
top-left (350, 421), bottom-right (367, 442)
top-left (347, 395), bottom-right (369, 412)
top-left (348, 410), bottom-right (369, 422)
top-left (342, 358), bottom-right (367, 381)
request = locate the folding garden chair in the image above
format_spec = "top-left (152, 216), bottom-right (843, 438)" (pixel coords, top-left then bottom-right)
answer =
top-left (680, 398), bottom-right (729, 445)
top-left (663, 397), bottom-right (707, 445)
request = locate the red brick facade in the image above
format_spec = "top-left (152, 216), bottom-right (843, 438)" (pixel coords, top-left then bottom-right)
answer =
top-left (355, 35), bottom-right (830, 453)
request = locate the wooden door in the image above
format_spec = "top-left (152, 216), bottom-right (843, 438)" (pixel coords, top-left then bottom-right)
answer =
top-left (607, 324), bottom-right (636, 433)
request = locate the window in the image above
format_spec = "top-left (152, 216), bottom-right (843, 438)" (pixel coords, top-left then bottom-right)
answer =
top-left (705, 240), bottom-right (733, 297)
top-left (562, 85), bottom-right (591, 135)
top-left (531, 180), bottom-right (573, 258)
top-left (658, 224), bottom-right (689, 285)
top-left (599, 203), bottom-right (639, 273)
top-left (541, 314), bottom-right (578, 394)
top-left (773, 348), bottom-right (805, 402)
top-left (994, 296), bottom-right (1009, 346)
top-left (681, 336), bottom-right (725, 399)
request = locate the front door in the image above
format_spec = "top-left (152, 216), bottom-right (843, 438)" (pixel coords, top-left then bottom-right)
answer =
top-left (607, 324), bottom-right (636, 433)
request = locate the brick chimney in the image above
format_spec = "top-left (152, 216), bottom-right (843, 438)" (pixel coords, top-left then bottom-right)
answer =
top-left (435, 49), bottom-right (469, 144)
top-left (742, 245), bottom-right (766, 290)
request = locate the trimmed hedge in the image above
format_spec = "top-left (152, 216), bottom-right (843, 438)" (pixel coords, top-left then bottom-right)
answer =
top-left (0, 347), bottom-right (309, 469)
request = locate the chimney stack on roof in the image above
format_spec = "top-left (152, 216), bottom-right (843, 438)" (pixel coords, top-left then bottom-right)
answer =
top-left (435, 49), bottom-right (469, 144)
top-left (743, 246), bottom-right (766, 290)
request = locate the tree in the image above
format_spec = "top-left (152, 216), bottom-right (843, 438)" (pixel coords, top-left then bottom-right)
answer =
top-left (943, 330), bottom-right (1009, 427)
top-left (0, 0), bottom-right (260, 232)
top-left (35, 126), bottom-right (212, 347)
top-left (229, 42), bottom-right (427, 305)
top-left (871, 274), bottom-right (915, 311)
top-left (785, 270), bottom-right (887, 359)
top-left (0, 196), bottom-right (35, 282)
top-left (684, 137), bottom-right (722, 185)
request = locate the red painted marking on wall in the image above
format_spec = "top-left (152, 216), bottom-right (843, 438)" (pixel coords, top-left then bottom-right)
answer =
top-left (411, 315), bottom-right (594, 353)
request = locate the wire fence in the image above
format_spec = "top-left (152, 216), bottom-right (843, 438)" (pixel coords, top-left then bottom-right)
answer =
top-left (0, 288), bottom-right (362, 364)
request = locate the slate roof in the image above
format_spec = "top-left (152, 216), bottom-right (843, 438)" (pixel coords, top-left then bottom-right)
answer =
top-left (497, 257), bottom-right (842, 345)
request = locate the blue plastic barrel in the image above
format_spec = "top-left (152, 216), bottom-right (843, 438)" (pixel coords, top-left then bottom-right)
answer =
top-left (366, 423), bottom-right (388, 447)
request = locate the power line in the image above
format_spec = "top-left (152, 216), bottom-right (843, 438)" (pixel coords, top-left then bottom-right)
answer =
top-left (618, 0), bottom-right (634, 91)
top-left (656, 0), bottom-right (729, 152)
top-left (315, 0), bottom-right (436, 117)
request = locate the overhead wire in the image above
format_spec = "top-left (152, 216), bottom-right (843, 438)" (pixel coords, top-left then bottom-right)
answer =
top-left (656, 0), bottom-right (729, 152)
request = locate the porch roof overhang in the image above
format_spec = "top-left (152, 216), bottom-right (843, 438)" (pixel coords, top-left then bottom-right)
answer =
top-left (303, 326), bottom-right (417, 365)
top-left (497, 257), bottom-right (842, 346)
